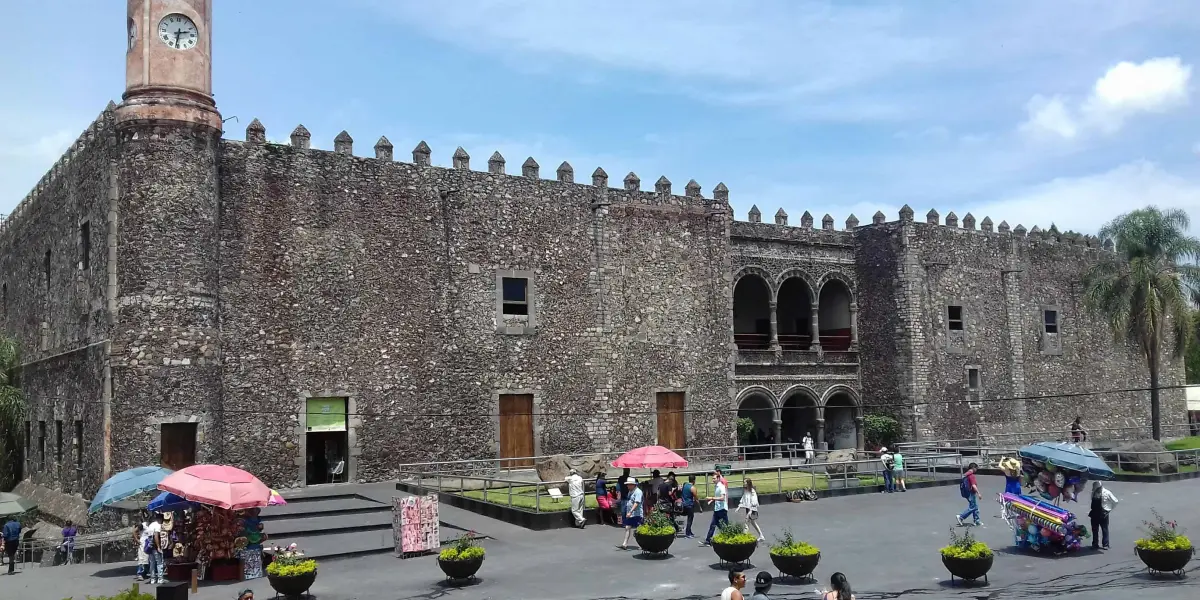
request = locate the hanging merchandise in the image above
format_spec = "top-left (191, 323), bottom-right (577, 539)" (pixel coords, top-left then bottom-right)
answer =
top-left (1002, 492), bottom-right (1088, 554)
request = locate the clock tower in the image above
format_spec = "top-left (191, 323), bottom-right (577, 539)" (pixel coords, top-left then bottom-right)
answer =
top-left (117, 0), bottom-right (220, 130)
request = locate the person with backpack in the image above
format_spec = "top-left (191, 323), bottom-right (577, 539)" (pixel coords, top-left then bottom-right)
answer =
top-left (955, 462), bottom-right (982, 527)
top-left (879, 448), bottom-right (895, 493)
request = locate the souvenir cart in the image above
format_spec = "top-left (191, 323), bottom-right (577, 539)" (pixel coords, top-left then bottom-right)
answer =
top-left (1000, 442), bottom-right (1115, 555)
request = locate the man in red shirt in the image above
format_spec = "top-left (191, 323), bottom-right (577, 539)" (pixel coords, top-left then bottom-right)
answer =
top-left (956, 462), bottom-right (982, 527)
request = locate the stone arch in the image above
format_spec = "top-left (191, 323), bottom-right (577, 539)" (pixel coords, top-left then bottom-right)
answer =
top-left (733, 265), bottom-right (777, 294)
top-left (774, 269), bottom-right (818, 303)
top-left (776, 273), bottom-right (816, 350)
top-left (816, 271), bottom-right (856, 296)
top-left (733, 268), bottom-right (773, 350)
top-left (779, 385), bottom-right (820, 446)
top-left (821, 385), bottom-right (861, 450)
top-left (735, 387), bottom-right (777, 449)
top-left (817, 275), bottom-right (854, 351)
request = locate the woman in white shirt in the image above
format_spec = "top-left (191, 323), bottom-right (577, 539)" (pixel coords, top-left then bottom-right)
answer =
top-left (738, 478), bottom-right (764, 541)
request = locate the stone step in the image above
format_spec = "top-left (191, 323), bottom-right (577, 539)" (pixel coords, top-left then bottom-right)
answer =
top-left (266, 511), bottom-right (393, 538)
top-left (260, 497), bottom-right (386, 520)
top-left (269, 529), bottom-right (396, 561)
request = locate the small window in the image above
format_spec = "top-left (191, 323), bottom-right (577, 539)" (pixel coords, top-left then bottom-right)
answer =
top-left (2, 282), bottom-right (6, 317)
top-left (80, 222), bottom-right (91, 270)
top-left (1043, 310), bottom-right (1058, 334)
top-left (967, 368), bottom-right (980, 390)
top-left (56, 420), bottom-right (63, 463)
top-left (75, 420), bottom-right (84, 469)
top-left (44, 249), bottom-right (52, 290)
top-left (25, 421), bottom-right (30, 451)
top-left (38, 421), bottom-right (46, 467)
top-left (501, 277), bottom-right (529, 316)
top-left (948, 305), bottom-right (964, 331)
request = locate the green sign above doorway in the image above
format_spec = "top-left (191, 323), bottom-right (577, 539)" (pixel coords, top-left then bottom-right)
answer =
top-left (306, 397), bottom-right (347, 432)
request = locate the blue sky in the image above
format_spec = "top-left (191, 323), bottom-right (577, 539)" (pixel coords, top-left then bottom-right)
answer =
top-left (3, 1), bottom-right (1200, 233)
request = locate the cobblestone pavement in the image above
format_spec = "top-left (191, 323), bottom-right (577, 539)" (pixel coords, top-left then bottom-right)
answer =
top-left (7, 476), bottom-right (1199, 600)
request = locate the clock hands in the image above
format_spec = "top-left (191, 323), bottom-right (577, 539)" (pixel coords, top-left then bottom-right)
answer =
top-left (174, 29), bottom-right (185, 48)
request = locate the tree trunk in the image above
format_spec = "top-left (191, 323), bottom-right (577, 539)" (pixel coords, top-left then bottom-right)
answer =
top-left (1149, 347), bottom-right (1162, 441)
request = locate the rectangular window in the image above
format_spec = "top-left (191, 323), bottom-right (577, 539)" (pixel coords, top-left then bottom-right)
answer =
top-left (38, 421), bottom-right (46, 467)
top-left (44, 249), bottom-right (52, 291)
top-left (79, 221), bottom-right (91, 270)
top-left (948, 305), bottom-right (964, 331)
top-left (56, 420), bottom-right (63, 463)
top-left (2, 282), bottom-right (6, 316)
top-left (501, 277), bottom-right (529, 316)
top-left (25, 421), bottom-right (30, 451)
top-left (1043, 309), bottom-right (1058, 334)
top-left (967, 367), bottom-right (980, 390)
top-left (75, 420), bottom-right (84, 469)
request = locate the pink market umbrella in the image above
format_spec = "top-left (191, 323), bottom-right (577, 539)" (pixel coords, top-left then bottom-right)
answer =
top-left (268, 489), bottom-right (287, 506)
top-left (157, 465), bottom-right (271, 511)
top-left (611, 446), bottom-right (689, 469)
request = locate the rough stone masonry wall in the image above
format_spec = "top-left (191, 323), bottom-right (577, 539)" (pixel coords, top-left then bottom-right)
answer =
top-left (0, 103), bottom-right (117, 496)
top-left (217, 126), bottom-right (733, 486)
top-left (863, 210), bottom-right (1186, 442)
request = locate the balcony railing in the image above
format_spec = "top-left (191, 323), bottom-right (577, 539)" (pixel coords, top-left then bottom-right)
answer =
top-left (734, 333), bottom-right (854, 351)
top-left (734, 333), bottom-right (771, 350)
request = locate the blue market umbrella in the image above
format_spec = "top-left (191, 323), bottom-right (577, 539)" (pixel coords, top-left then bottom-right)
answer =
top-left (89, 466), bottom-right (175, 514)
top-left (1018, 442), bottom-right (1115, 480)
top-left (147, 491), bottom-right (194, 513)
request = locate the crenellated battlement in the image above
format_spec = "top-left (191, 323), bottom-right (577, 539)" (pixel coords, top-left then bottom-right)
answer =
top-left (230, 119), bottom-right (732, 213)
top-left (880, 204), bottom-right (1114, 254)
top-left (0, 101), bottom-right (118, 238)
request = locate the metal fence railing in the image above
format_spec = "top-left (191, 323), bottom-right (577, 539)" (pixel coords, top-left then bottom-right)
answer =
top-left (895, 443), bottom-right (1200, 476)
top-left (895, 423), bottom-right (1194, 453)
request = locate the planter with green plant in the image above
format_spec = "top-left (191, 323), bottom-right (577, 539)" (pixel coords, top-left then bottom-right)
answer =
top-left (711, 522), bottom-right (758, 565)
top-left (62, 585), bottom-right (156, 600)
top-left (940, 528), bottom-right (993, 585)
top-left (768, 529), bottom-right (820, 580)
top-left (266, 543), bottom-right (318, 598)
top-left (634, 509), bottom-right (677, 554)
top-left (438, 531), bottom-right (485, 581)
top-left (1135, 510), bottom-right (1193, 576)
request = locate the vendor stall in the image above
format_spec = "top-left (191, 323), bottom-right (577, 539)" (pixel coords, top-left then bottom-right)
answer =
top-left (1000, 442), bottom-right (1115, 555)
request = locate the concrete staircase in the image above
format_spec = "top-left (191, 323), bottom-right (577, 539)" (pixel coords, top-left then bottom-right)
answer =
top-left (260, 489), bottom-right (395, 561)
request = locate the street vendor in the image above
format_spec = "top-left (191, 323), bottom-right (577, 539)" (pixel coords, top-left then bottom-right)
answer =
top-left (999, 457), bottom-right (1022, 495)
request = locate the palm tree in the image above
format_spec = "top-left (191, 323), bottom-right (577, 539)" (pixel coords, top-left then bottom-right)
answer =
top-left (1082, 207), bottom-right (1200, 441)
top-left (0, 335), bottom-right (25, 489)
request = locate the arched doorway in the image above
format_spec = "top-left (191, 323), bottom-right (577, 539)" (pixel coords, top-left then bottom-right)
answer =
top-left (776, 277), bottom-right (813, 350)
top-left (824, 393), bottom-right (859, 450)
top-left (734, 275), bottom-right (772, 350)
top-left (818, 279), bottom-right (853, 351)
top-left (780, 390), bottom-right (818, 447)
top-left (737, 392), bottom-right (776, 459)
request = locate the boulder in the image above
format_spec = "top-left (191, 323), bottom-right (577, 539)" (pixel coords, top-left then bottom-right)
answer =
top-left (1110, 440), bottom-right (1177, 474)
top-left (824, 449), bottom-right (859, 475)
top-left (535, 453), bottom-right (610, 483)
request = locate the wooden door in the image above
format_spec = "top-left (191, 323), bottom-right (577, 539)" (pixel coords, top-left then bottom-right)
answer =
top-left (160, 423), bottom-right (198, 471)
top-left (656, 392), bottom-right (686, 451)
top-left (499, 394), bottom-right (535, 468)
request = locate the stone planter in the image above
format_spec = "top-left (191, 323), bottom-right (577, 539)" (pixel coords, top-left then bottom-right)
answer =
top-left (437, 555), bottom-right (484, 581)
top-left (769, 551), bottom-right (820, 580)
top-left (1136, 547), bottom-right (1194, 576)
top-left (634, 531), bottom-right (675, 555)
top-left (711, 540), bottom-right (757, 565)
top-left (266, 570), bottom-right (317, 598)
top-left (941, 554), bottom-right (993, 585)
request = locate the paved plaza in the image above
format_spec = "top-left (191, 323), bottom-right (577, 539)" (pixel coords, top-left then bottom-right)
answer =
top-left (7, 476), bottom-right (1199, 600)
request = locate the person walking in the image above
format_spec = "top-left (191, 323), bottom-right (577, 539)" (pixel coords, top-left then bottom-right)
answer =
top-left (1088, 481), bottom-right (1118, 550)
top-left (681, 474), bottom-right (699, 538)
top-left (595, 471), bottom-right (614, 525)
top-left (566, 468), bottom-right (586, 528)
top-left (700, 469), bottom-right (730, 547)
top-left (821, 572), bottom-right (855, 600)
top-left (802, 433), bottom-right (814, 464)
top-left (722, 569), bottom-right (747, 600)
top-left (2, 516), bottom-right (20, 574)
top-left (892, 450), bottom-right (906, 492)
top-left (955, 462), bottom-right (982, 527)
top-left (616, 468), bottom-right (631, 525)
top-left (617, 478), bottom-right (643, 550)
top-left (738, 478), bottom-right (764, 541)
top-left (133, 519), bottom-right (150, 580)
top-left (880, 447), bottom-right (895, 493)
top-left (750, 572), bottom-right (773, 600)
top-left (59, 520), bottom-right (78, 565)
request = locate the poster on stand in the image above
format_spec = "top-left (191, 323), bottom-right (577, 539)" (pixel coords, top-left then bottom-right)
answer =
top-left (393, 494), bottom-right (440, 557)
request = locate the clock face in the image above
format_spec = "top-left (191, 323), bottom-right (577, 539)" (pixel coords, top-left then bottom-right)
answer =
top-left (157, 13), bottom-right (198, 50)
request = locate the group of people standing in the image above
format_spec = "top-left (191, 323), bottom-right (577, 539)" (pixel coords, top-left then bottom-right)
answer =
top-left (877, 447), bottom-right (907, 493)
top-left (722, 569), bottom-right (855, 600)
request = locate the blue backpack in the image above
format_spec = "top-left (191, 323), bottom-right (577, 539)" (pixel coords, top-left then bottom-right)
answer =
top-left (959, 475), bottom-right (972, 498)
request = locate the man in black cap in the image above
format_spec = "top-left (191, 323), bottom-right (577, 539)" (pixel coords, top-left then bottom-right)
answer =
top-left (750, 572), bottom-right (773, 600)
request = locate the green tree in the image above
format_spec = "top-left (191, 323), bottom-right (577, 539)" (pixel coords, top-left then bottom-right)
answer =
top-left (0, 335), bottom-right (25, 490)
top-left (1082, 207), bottom-right (1200, 440)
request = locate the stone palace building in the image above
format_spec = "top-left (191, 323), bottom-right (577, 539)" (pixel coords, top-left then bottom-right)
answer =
top-left (0, 0), bottom-right (1185, 494)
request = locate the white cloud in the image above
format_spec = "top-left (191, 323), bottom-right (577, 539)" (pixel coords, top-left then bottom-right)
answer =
top-left (1021, 57), bottom-right (1192, 140)
top-left (0, 129), bottom-right (77, 215)
top-left (977, 161), bottom-right (1200, 233)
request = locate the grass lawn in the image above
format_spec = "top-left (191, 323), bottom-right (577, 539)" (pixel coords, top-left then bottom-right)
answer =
top-left (457, 470), bottom-right (928, 512)
top-left (1164, 436), bottom-right (1200, 451)
top-left (1113, 464), bottom-right (1199, 476)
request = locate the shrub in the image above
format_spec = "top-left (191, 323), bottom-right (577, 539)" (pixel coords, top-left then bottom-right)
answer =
top-left (864, 414), bottom-right (902, 450)
top-left (66, 586), bottom-right (156, 600)
top-left (769, 528), bottom-right (819, 557)
top-left (713, 521), bottom-right (758, 545)
top-left (266, 543), bottom-right (317, 577)
top-left (636, 509), bottom-right (676, 536)
top-left (940, 527), bottom-right (992, 560)
top-left (1135, 510), bottom-right (1192, 552)
top-left (439, 531), bottom-right (486, 561)
top-left (736, 418), bottom-right (755, 443)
